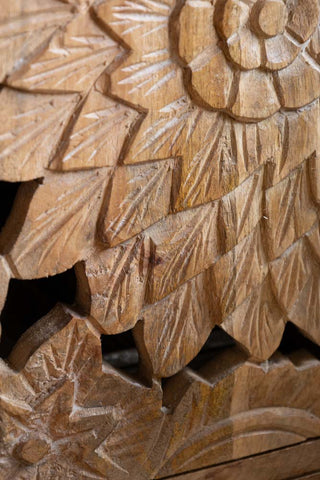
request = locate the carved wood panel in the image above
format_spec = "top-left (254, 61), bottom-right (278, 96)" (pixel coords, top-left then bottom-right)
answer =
top-left (0, 0), bottom-right (320, 478)
top-left (174, 438), bottom-right (320, 480)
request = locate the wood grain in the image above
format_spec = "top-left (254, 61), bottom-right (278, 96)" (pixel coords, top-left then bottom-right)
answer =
top-left (0, 0), bottom-right (320, 477)
top-left (1, 306), bottom-right (320, 479)
top-left (0, 0), bottom-right (318, 372)
top-left (167, 438), bottom-right (320, 480)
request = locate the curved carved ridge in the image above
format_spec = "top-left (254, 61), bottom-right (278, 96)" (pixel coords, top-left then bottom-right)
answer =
top-left (0, 0), bottom-right (320, 378)
top-left (1, 306), bottom-right (320, 479)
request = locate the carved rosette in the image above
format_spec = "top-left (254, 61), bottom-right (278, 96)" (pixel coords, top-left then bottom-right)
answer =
top-left (180, 0), bottom-right (320, 120)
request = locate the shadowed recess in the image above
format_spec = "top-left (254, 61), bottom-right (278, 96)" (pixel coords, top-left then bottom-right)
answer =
top-left (0, 267), bottom-right (77, 358)
top-left (187, 326), bottom-right (236, 371)
top-left (0, 181), bottom-right (21, 232)
top-left (279, 322), bottom-right (320, 358)
top-left (102, 330), bottom-right (139, 373)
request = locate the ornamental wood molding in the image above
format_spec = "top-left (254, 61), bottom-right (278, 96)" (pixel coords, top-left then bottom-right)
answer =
top-left (0, 0), bottom-right (320, 478)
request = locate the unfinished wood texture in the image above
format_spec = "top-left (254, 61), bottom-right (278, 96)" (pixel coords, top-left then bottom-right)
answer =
top-left (0, 1), bottom-right (320, 477)
top-left (0, 0), bottom-right (320, 381)
top-left (155, 349), bottom-right (320, 477)
top-left (169, 438), bottom-right (320, 480)
top-left (1, 306), bottom-right (320, 479)
top-left (0, 305), bottom-right (164, 480)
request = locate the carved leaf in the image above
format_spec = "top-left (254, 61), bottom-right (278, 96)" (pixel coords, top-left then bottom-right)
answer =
top-left (96, 0), bottom-right (184, 109)
top-left (50, 90), bottom-right (139, 171)
top-left (77, 236), bottom-right (150, 334)
top-left (95, 373), bottom-right (164, 479)
top-left (270, 238), bottom-right (312, 312)
top-left (135, 269), bottom-right (220, 378)
top-left (145, 201), bottom-right (220, 303)
top-left (100, 159), bottom-right (179, 246)
top-left (289, 266), bottom-right (320, 345)
top-left (271, 100), bottom-right (320, 185)
top-left (213, 226), bottom-right (268, 319)
top-left (124, 97), bottom-right (201, 164)
top-left (0, 169), bottom-right (112, 278)
top-left (264, 162), bottom-right (318, 259)
top-left (269, 224), bottom-right (320, 346)
top-left (96, 0), bottom-right (174, 50)
top-left (221, 278), bottom-right (285, 361)
top-left (220, 169), bottom-right (264, 251)
top-left (0, 87), bottom-right (80, 181)
top-left (0, 0), bottom-right (73, 82)
top-left (9, 13), bottom-right (122, 93)
top-left (128, 104), bottom-right (287, 211)
top-left (306, 223), bottom-right (320, 262)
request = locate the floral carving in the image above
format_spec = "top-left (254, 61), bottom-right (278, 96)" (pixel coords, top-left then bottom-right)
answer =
top-left (1, 2), bottom-right (320, 478)
top-left (0, 0), bottom-right (320, 381)
top-left (0, 306), bottom-right (163, 480)
top-left (179, 0), bottom-right (320, 120)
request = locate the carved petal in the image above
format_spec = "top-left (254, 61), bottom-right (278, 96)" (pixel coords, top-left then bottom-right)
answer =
top-left (190, 48), bottom-right (234, 109)
top-left (263, 34), bottom-right (299, 70)
top-left (135, 270), bottom-right (219, 377)
top-left (221, 278), bottom-right (285, 361)
top-left (100, 160), bottom-right (178, 246)
top-left (0, 169), bottom-right (112, 278)
top-left (0, 0), bottom-right (73, 82)
top-left (227, 28), bottom-right (261, 70)
top-left (8, 13), bottom-right (122, 93)
top-left (286, 0), bottom-right (320, 43)
top-left (215, 0), bottom-right (250, 39)
top-left (178, 0), bottom-right (217, 64)
top-left (276, 55), bottom-right (320, 109)
top-left (0, 88), bottom-right (79, 181)
top-left (264, 163), bottom-right (318, 259)
top-left (231, 70), bottom-right (281, 121)
top-left (307, 25), bottom-right (320, 63)
top-left (50, 90), bottom-right (139, 171)
top-left (77, 236), bottom-right (150, 334)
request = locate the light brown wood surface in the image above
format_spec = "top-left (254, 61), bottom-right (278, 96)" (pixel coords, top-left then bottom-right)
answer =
top-left (169, 438), bottom-right (320, 480)
top-left (1, 305), bottom-right (320, 479)
top-left (0, 0), bottom-right (320, 478)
